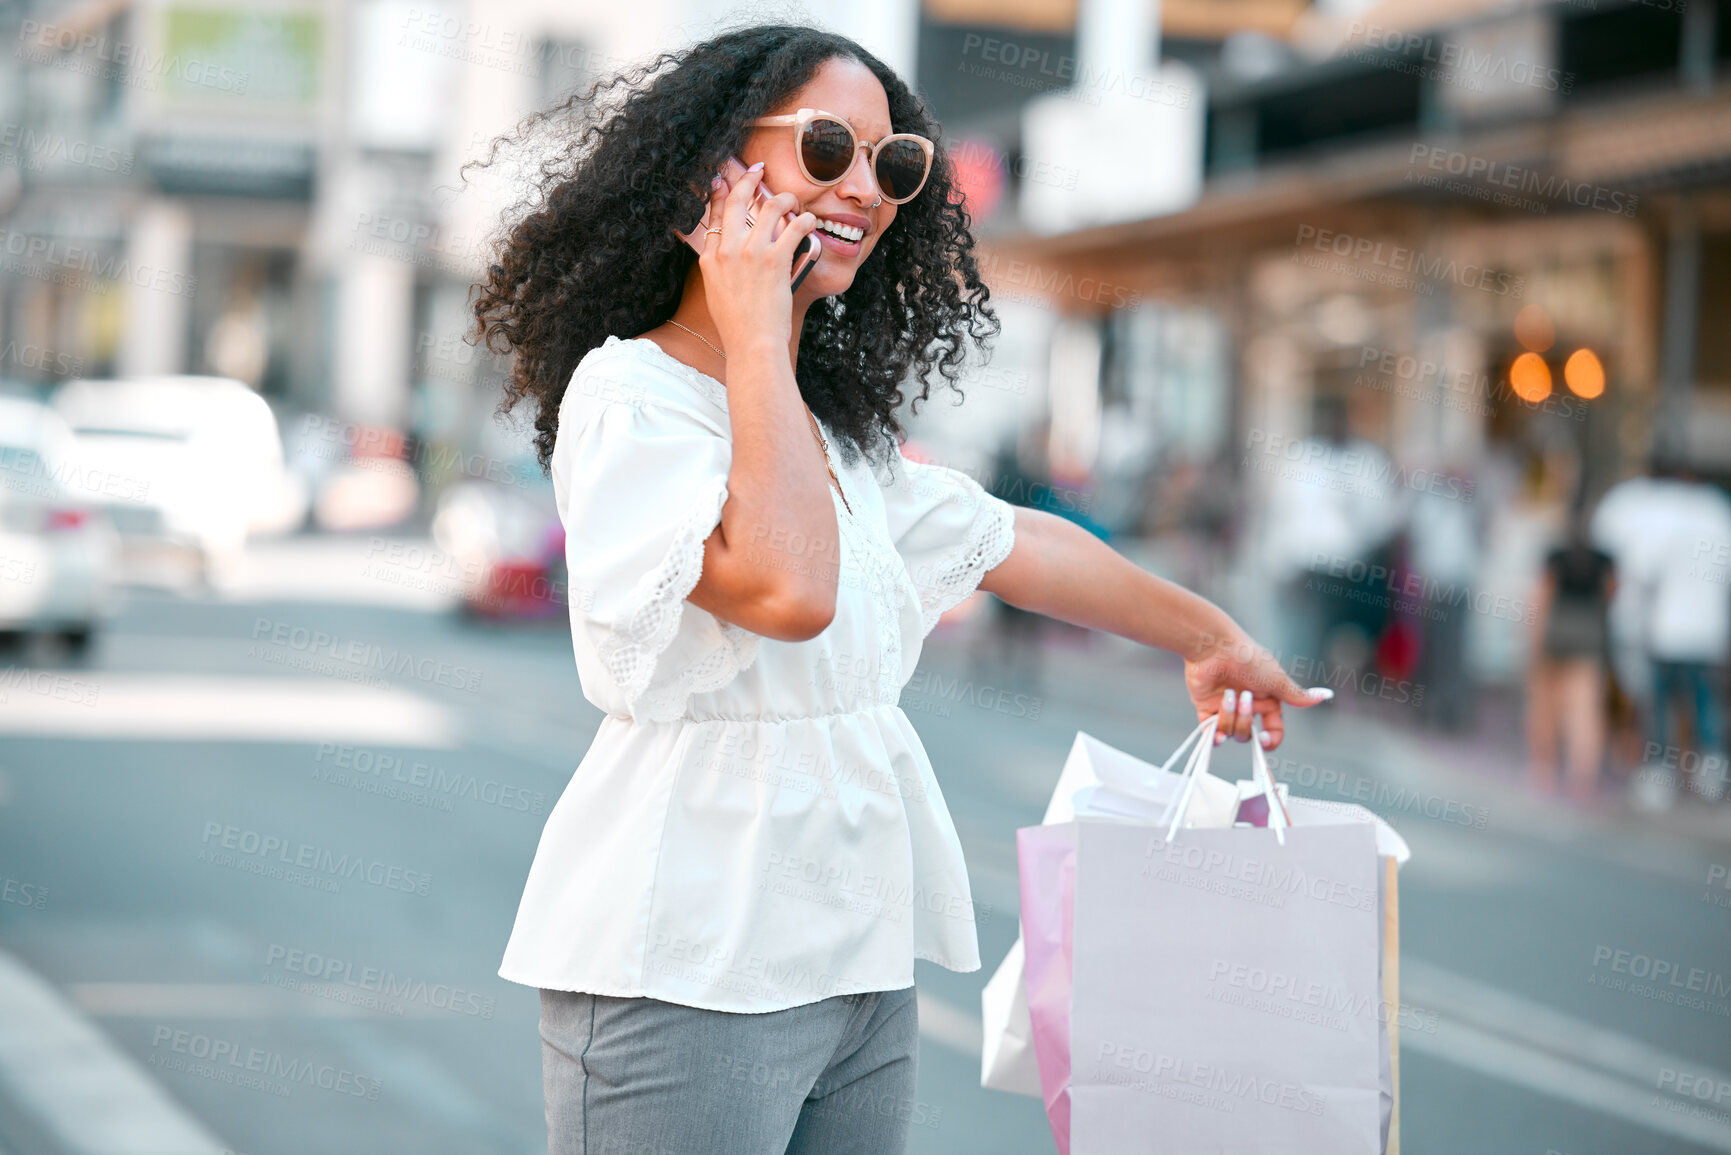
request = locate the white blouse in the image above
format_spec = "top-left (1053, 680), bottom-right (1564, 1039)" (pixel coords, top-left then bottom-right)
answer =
top-left (498, 336), bottom-right (1018, 1012)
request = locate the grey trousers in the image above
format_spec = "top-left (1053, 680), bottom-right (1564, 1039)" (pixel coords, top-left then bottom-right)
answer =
top-left (540, 986), bottom-right (921, 1155)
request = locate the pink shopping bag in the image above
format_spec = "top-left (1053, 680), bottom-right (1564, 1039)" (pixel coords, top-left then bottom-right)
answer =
top-left (1014, 717), bottom-right (1399, 1155)
top-left (1018, 822), bottom-right (1080, 1154)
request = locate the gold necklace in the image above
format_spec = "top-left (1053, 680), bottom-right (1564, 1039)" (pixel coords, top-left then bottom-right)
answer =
top-left (663, 318), bottom-right (852, 516)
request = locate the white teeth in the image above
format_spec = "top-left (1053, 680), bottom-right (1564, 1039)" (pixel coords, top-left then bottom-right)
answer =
top-left (817, 219), bottom-right (864, 242)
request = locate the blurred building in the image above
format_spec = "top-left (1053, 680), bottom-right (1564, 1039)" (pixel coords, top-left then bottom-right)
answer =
top-left (2, 0), bottom-right (1723, 693)
top-left (919, 0), bottom-right (1731, 690)
top-left (0, 0), bottom-right (923, 484)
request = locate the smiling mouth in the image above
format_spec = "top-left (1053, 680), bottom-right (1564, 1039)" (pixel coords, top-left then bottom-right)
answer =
top-left (814, 218), bottom-right (865, 243)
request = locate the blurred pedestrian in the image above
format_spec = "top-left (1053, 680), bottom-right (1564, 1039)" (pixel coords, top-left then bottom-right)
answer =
top-left (1526, 509), bottom-right (1616, 801)
top-left (1264, 395), bottom-right (1403, 673)
top-left (1639, 469), bottom-right (1731, 803)
top-left (1409, 465), bottom-right (1481, 731)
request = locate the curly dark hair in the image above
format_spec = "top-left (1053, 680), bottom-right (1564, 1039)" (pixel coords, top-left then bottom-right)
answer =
top-left (469, 23), bottom-right (998, 470)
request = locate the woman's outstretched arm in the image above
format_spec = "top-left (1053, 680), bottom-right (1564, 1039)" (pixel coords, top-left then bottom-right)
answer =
top-left (978, 507), bottom-right (1328, 748)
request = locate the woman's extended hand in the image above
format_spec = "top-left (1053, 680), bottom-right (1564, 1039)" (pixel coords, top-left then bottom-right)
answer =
top-left (699, 167), bottom-right (819, 357)
top-left (1182, 630), bottom-right (1331, 751)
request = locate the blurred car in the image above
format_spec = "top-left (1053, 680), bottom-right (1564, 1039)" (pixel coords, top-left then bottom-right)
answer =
top-left (431, 467), bottom-right (566, 621)
top-left (51, 375), bottom-right (288, 585)
top-left (0, 395), bottom-right (120, 650)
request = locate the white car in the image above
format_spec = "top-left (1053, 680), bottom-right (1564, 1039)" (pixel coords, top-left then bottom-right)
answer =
top-left (0, 394), bottom-right (120, 650)
top-left (51, 376), bottom-right (288, 585)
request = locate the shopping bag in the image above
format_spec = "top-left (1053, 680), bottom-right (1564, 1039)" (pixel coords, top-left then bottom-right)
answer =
top-left (1016, 716), bottom-right (1402, 1154)
top-left (982, 719), bottom-right (1410, 1097)
top-left (983, 722), bottom-right (1239, 1095)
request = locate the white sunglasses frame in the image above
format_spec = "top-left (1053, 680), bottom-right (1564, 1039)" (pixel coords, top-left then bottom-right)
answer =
top-left (745, 107), bottom-right (934, 205)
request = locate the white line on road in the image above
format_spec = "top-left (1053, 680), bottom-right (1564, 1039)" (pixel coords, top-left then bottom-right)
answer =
top-left (0, 949), bottom-right (229, 1155)
top-left (1403, 1003), bottom-right (1731, 1151)
top-left (1404, 958), bottom-right (1731, 1092)
top-left (0, 674), bottom-right (460, 747)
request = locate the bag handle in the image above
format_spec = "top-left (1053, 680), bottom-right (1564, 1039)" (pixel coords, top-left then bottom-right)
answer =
top-left (1248, 715), bottom-right (1291, 845)
top-left (1162, 716), bottom-right (1219, 842)
top-left (1164, 714), bottom-right (1291, 846)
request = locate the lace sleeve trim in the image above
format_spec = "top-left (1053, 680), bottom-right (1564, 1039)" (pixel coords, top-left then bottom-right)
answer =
top-left (915, 492), bottom-right (1017, 635)
top-left (594, 474), bottom-right (758, 722)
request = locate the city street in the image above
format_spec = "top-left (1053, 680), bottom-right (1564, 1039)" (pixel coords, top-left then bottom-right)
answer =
top-left (2, 534), bottom-right (1730, 1154)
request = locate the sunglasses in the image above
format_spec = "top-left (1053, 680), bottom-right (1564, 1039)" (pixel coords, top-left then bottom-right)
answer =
top-left (745, 108), bottom-right (934, 205)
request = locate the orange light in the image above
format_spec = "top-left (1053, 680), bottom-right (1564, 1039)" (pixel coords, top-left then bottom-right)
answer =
top-left (1510, 352), bottom-right (1552, 403)
top-left (1564, 348), bottom-right (1605, 399)
top-left (1514, 305), bottom-right (1555, 352)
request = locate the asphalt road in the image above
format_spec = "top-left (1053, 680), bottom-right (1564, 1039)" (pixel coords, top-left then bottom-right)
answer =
top-left (1, 534), bottom-right (1728, 1154)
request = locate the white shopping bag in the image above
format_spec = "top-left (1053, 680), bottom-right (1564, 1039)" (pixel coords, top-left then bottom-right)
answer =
top-left (982, 720), bottom-right (1410, 1098)
top-left (1067, 820), bottom-right (1385, 1154)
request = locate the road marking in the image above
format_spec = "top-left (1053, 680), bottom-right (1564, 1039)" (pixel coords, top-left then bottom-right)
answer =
top-left (1404, 959), bottom-right (1731, 1092)
top-left (0, 949), bottom-right (228, 1155)
top-left (0, 674), bottom-right (459, 746)
top-left (1403, 1005), bottom-right (1731, 1151)
top-left (917, 990), bottom-right (984, 1058)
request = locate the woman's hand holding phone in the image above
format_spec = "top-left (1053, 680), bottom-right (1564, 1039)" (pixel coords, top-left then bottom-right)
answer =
top-left (697, 164), bottom-right (820, 359)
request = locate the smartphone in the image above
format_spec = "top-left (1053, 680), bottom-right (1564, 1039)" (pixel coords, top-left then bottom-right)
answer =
top-left (676, 156), bottom-right (821, 291)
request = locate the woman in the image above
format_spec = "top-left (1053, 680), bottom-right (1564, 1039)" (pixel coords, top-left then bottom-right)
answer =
top-left (1527, 511), bottom-right (1616, 801)
top-left (473, 25), bottom-right (1324, 1155)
